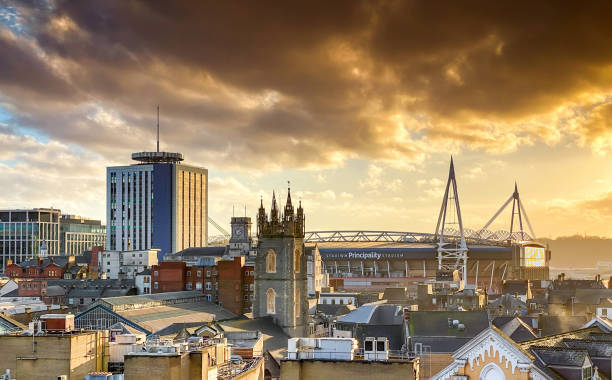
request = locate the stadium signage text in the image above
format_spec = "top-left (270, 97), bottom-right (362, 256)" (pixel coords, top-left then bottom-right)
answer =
top-left (322, 251), bottom-right (413, 260)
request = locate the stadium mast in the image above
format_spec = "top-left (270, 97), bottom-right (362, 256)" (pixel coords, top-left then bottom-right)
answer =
top-left (434, 157), bottom-right (468, 283)
top-left (477, 182), bottom-right (535, 241)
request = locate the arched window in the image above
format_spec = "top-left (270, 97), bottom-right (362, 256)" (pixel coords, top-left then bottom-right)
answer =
top-left (266, 249), bottom-right (276, 273)
top-left (294, 249), bottom-right (301, 273)
top-left (480, 363), bottom-right (505, 380)
top-left (266, 288), bottom-right (276, 314)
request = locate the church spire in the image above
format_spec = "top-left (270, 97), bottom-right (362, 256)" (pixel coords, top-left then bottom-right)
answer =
top-left (284, 181), bottom-right (294, 221)
top-left (271, 190), bottom-right (279, 223)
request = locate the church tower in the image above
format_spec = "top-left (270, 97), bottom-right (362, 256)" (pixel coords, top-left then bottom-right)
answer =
top-left (254, 184), bottom-right (308, 338)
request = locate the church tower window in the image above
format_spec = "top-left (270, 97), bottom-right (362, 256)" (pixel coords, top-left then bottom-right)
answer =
top-left (266, 249), bottom-right (276, 273)
top-left (266, 288), bottom-right (276, 314)
top-left (294, 249), bottom-right (301, 273)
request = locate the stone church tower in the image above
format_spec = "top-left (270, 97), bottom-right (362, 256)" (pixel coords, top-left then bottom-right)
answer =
top-left (254, 185), bottom-right (308, 338)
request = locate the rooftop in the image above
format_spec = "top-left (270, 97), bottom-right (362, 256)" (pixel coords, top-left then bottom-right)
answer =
top-left (131, 151), bottom-right (184, 163)
top-left (97, 290), bottom-right (204, 311)
top-left (530, 346), bottom-right (589, 367)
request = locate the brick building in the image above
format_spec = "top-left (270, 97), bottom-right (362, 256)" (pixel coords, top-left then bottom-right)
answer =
top-left (217, 256), bottom-right (254, 315)
top-left (151, 256), bottom-right (255, 315)
top-left (151, 261), bottom-right (188, 293)
top-left (5, 256), bottom-right (76, 279)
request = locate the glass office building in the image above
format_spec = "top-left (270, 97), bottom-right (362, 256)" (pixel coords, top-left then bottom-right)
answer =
top-left (0, 208), bottom-right (61, 270)
top-left (60, 215), bottom-right (106, 255)
top-left (106, 151), bottom-right (208, 261)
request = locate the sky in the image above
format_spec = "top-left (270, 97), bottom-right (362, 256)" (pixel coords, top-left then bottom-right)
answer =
top-left (0, 1), bottom-right (611, 238)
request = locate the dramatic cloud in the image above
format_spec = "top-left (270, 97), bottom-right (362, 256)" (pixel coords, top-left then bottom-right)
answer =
top-left (2, 1), bottom-right (612, 171)
top-left (1, 1), bottom-right (612, 236)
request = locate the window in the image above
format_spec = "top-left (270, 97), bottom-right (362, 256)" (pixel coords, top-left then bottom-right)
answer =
top-left (196, 282), bottom-right (202, 290)
top-left (266, 288), bottom-right (276, 314)
top-left (244, 295), bottom-right (249, 301)
top-left (206, 270), bottom-right (211, 277)
top-left (340, 299), bottom-right (344, 305)
top-left (205, 294), bottom-right (212, 302)
top-left (154, 282), bottom-right (159, 289)
top-left (295, 288), bottom-right (300, 318)
top-left (197, 271), bottom-right (202, 278)
top-left (294, 249), bottom-right (301, 273)
top-left (244, 284), bottom-right (249, 291)
top-left (480, 363), bottom-right (505, 380)
top-left (154, 271), bottom-right (159, 277)
top-left (187, 271), bottom-right (191, 277)
top-left (186, 283), bottom-right (192, 290)
top-left (583, 366), bottom-right (592, 380)
top-left (265, 249), bottom-right (277, 273)
top-left (249, 284), bottom-right (254, 291)
top-left (365, 341), bottom-right (373, 351)
top-left (206, 282), bottom-right (212, 290)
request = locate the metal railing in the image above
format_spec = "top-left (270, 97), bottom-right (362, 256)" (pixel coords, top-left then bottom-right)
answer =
top-left (284, 348), bottom-right (416, 361)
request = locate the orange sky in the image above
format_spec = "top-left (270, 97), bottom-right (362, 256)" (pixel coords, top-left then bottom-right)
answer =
top-left (0, 2), bottom-right (611, 238)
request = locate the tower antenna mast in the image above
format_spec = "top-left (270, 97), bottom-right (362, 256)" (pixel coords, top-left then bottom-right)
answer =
top-left (156, 105), bottom-right (160, 153)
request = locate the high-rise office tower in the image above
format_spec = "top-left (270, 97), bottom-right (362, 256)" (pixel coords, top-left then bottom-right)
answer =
top-left (106, 131), bottom-right (208, 261)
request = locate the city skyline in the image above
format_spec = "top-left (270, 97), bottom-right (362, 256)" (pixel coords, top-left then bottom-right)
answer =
top-left (1, 2), bottom-right (612, 238)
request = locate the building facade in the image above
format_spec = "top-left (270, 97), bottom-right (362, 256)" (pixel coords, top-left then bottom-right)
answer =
top-left (253, 188), bottom-right (309, 337)
top-left (98, 250), bottom-right (158, 279)
top-left (106, 151), bottom-right (208, 261)
top-left (60, 214), bottom-right (106, 255)
top-left (0, 208), bottom-right (61, 270)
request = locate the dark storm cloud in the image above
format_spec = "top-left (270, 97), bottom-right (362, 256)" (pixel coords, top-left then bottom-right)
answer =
top-left (2, 0), bottom-right (612, 168)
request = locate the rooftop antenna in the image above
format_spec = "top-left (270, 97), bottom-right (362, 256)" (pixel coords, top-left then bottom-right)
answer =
top-left (156, 105), bottom-right (160, 153)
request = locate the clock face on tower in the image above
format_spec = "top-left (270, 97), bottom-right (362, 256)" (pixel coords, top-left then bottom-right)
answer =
top-left (236, 227), bottom-right (244, 238)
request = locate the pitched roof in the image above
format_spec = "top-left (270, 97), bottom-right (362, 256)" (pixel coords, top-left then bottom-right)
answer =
top-left (430, 327), bottom-right (534, 380)
top-left (218, 317), bottom-right (289, 354)
top-left (109, 321), bottom-right (147, 337)
top-left (337, 303), bottom-right (403, 325)
top-left (498, 317), bottom-right (538, 343)
top-left (171, 247), bottom-right (226, 258)
top-left (0, 313), bottom-right (26, 331)
top-left (562, 338), bottom-right (612, 358)
top-left (407, 311), bottom-right (490, 338)
top-left (530, 346), bottom-right (589, 367)
top-left (539, 315), bottom-right (587, 336)
top-left (502, 280), bottom-right (529, 295)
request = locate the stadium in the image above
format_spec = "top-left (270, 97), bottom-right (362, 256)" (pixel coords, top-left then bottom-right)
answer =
top-left (304, 160), bottom-right (550, 293)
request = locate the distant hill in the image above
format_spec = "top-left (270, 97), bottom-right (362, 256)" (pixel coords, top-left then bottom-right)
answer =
top-left (539, 235), bottom-right (612, 267)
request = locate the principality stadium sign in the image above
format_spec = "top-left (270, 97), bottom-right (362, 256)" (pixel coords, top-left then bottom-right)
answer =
top-left (321, 251), bottom-right (423, 260)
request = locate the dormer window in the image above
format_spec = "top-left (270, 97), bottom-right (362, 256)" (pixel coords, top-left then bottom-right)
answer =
top-left (583, 366), bottom-right (592, 380)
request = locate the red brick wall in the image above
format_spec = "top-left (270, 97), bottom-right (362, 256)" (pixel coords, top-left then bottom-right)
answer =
top-left (217, 257), bottom-right (246, 315)
top-left (17, 280), bottom-right (46, 297)
top-left (42, 263), bottom-right (63, 278)
top-left (5, 263), bottom-right (23, 278)
top-left (152, 261), bottom-right (187, 293)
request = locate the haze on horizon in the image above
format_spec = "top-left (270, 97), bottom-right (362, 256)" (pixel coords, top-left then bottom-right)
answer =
top-left (0, 1), bottom-right (611, 238)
